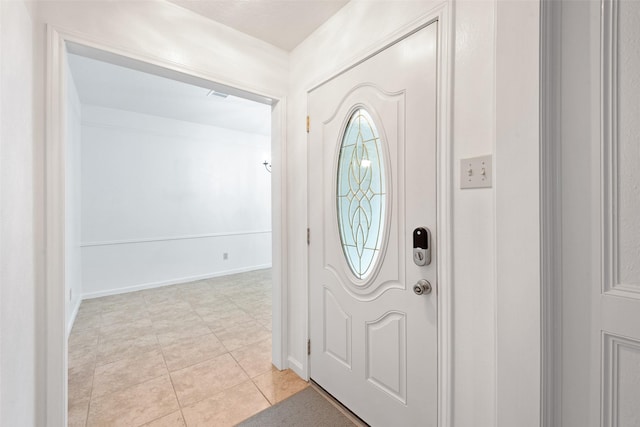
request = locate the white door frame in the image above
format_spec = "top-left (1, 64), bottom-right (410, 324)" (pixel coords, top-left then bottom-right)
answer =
top-left (45, 25), bottom-right (288, 425)
top-left (304, 4), bottom-right (453, 426)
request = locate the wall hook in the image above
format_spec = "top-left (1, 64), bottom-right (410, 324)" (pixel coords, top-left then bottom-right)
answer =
top-left (263, 160), bottom-right (272, 173)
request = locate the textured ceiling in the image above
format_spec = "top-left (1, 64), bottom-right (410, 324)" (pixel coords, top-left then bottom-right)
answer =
top-left (167, 0), bottom-right (349, 51)
top-left (67, 53), bottom-right (272, 135)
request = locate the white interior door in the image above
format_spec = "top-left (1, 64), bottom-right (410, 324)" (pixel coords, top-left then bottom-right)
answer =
top-left (559, 1), bottom-right (640, 425)
top-left (308, 24), bottom-right (438, 427)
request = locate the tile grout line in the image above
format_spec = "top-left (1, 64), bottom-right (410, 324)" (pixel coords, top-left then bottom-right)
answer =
top-left (227, 350), bottom-right (275, 407)
top-left (153, 293), bottom-right (251, 420)
top-left (85, 301), bottom-right (102, 425)
top-left (139, 296), bottom-right (177, 426)
top-left (88, 299), bottom-right (169, 425)
top-left (71, 271), bottom-right (274, 426)
top-left (77, 300), bottom-right (98, 427)
top-left (85, 361), bottom-right (97, 423)
top-left (154, 372), bottom-right (186, 426)
top-left (152, 302), bottom-right (189, 426)
top-left (249, 373), bottom-right (275, 407)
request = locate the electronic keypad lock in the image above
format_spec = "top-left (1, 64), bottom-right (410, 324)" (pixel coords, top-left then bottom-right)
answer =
top-left (413, 227), bottom-right (431, 266)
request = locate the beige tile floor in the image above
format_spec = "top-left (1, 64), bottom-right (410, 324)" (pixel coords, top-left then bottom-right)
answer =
top-left (68, 269), bottom-right (308, 427)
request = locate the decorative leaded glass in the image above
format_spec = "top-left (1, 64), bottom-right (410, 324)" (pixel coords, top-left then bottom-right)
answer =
top-left (336, 108), bottom-right (386, 280)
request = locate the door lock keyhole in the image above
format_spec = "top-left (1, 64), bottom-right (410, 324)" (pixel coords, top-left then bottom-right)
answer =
top-left (413, 279), bottom-right (432, 295)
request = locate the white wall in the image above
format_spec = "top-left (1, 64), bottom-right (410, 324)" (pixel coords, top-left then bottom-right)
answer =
top-left (79, 106), bottom-right (271, 298)
top-left (289, 1), bottom-right (498, 425)
top-left (495, 1), bottom-right (540, 426)
top-left (450, 3), bottom-right (498, 425)
top-left (65, 59), bottom-right (83, 333)
top-left (0, 0), bottom-right (37, 425)
top-left (36, 1), bottom-right (289, 96)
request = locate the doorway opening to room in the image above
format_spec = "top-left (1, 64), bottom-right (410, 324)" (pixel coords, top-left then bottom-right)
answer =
top-left (50, 38), bottom-right (290, 425)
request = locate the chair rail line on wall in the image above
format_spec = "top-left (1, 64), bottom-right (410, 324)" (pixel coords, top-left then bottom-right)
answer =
top-left (81, 230), bottom-right (272, 247)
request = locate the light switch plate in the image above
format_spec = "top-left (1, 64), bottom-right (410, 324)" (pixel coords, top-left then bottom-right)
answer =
top-left (460, 155), bottom-right (492, 189)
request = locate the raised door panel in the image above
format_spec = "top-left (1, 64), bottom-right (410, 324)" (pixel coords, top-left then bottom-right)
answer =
top-left (604, 0), bottom-right (640, 298)
top-left (365, 311), bottom-right (407, 404)
top-left (603, 334), bottom-right (640, 427)
top-left (323, 287), bottom-right (352, 368)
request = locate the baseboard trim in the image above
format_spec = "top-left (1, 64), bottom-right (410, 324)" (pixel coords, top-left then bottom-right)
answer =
top-left (67, 298), bottom-right (81, 339)
top-left (288, 356), bottom-right (304, 379)
top-left (82, 264), bottom-right (272, 300)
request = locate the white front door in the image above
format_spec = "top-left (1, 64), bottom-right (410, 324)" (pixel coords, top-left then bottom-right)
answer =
top-left (308, 24), bottom-right (438, 426)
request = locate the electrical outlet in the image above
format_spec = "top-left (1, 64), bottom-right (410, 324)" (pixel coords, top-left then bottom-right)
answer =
top-left (223, 252), bottom-right (228, 260)
top-left (460, 155), bottom-right (492, 189)
top-left (69, 289), bottom-right (73, 301)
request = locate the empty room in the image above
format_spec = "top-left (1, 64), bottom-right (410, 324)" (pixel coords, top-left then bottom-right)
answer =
top-left (64, 50), bottom-right (305, 425)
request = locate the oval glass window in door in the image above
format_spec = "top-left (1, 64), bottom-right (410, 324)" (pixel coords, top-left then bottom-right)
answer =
top-left (336, 108), bottom-right (387, 280)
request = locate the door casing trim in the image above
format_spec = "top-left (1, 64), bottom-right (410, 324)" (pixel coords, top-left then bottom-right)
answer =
top-left (305, 3), bottom-right (453, 426)
top-left (44, 24), bottom-right (288, 426)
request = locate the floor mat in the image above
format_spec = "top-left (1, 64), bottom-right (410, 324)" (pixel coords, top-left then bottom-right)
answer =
top-left (236, 386), bottom-right (358, 427)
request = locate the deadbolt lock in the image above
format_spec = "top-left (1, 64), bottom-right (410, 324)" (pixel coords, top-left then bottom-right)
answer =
top-left (413, 227), bottom-right (432, 266)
